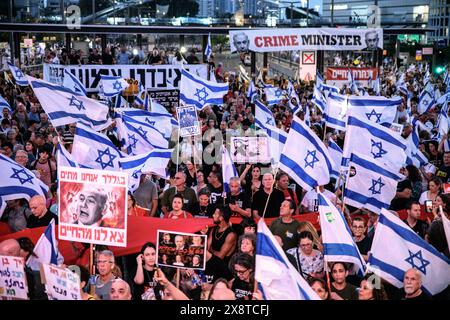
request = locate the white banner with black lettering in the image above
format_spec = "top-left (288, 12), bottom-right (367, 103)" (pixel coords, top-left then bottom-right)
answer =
top-left (43, 64), bottom-right (208, 93)
top-left (229, 28), bottom-right (383, 53)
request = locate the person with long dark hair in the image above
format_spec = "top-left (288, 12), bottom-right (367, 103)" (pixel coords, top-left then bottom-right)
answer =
top-left (358, 273), bottom-right (388, 300)
top-left (228, 253), bottom-right (254, 300)
top-left (133, 242), bottom-right (161, 300)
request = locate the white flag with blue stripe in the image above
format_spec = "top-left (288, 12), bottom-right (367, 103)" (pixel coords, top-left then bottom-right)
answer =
top-left (56, 143), bottom-right (80, 168)
top-left (255, 100), bottom-right (287, 164)
top-left (343, 115), bottom-right (408, 172)
top-left (279, 116), bottom-right (333, 191)
top-left (222, 145), bottom-right (238, 193)
top-left (316, 71), bottom-right (323, 89)
top-left (311, 86), bottom-right (326, 113)
top-left (0, 95), bottom-right (11, 112)
top-left (347, 95), bottom-right (401, 125)
top-left (255, 219), bottom-right (320, 300)
top-left (134, 84), bottom-right (146, 106)
top-left (328, 138), bottom-right (343, 179)
top-left (118, 108), bottom-right (175, 140)
top-left (29, 77), bottom-right (110, 130)
top-left (373, 76), bottom-right (381, 95)
top-left (319, 83), bottom-right (340, 98)
top-left (180, 69), bottom-right (228, 110)
top-left (325, 93), bottom-right (348, 131)
top-left (417, 82), bottom-right (435, 114)
top-left (205, 33), bottom-right (212, 60)
top-left (0, 154), bottom-right (49, 202)
top-left (287, 81), bottom-right (300, 109)
top-left (344, 152), bottom-right (404, 213)
top-left (63, 69), bottom-right (87, 96)
top-left (72, 123), bottom-right (123, 170)
top-left (0, 197), bottom-right (6, 218)
top-left (318, 192), bottom-right (366, 276)
top-left (265, 87), bottom-right (286, 105)
top-left (26, 219), bottom-right (64, 271)
top-left (100, 75), bottom-right (129, 97)
top-left (120, 148), bottom-right (172, 192)
top-left (368, 208), bottom-right (450, 296)
top-left (247, 80), bottom-right (257, 103)
top-left (7, 62), bottom-right (28, 86)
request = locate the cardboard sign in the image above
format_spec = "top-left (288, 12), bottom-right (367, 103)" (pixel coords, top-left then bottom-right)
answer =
top-left (156, 230), bottom-right (207, 270)
top-left (58, 167), bottom-right (128, 247)
top-left (230, 136), bottom-right (271, 163)
top-left (0, 255), bottom-right (28, 300)
top-left (40, 264), bottom-right (81, 300)
top-left (177, 106), bottom-right (201, 137)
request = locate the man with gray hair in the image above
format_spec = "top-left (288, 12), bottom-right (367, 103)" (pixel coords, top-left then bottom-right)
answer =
top-left (93, 250), bottom-right (117, 300)
top-left (161, 171), bottom-right (197, 215)
top-left (364, 30), bottom-right (381, 50)
top-left (232, 32), bottom-right (250, 53)
top-left (225, 177), bottom-right (252, 218)
top-left (110, 278), bottom-right (132, 300)
top-left (13, 149), bottom-right (29, 168)
top-left (76, 185), bottom-right (108, 226)
top-left (402, 268), bottom-right (431, 300)
top-left (252, 172), bottom-right (285, 219)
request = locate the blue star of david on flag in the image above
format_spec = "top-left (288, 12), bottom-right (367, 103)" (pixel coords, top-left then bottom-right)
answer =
top-left (369, 177), bottom-right (385, 195)
top-left (275, 88), bottom-right (283, 98)
top-left (370, 139), bottom-right (387, 159)
top-left (304, 149), bottom-right (319, 169)
top-left (95, 147), bottom-right (117, 169)
top-left (113, 80), bottom-right (123, 91)
top-left (194, 87), bottom-right (209, 104)
top-left (10, 167), bottom-right (34, 185)
top-left (137, 126), bottom-right (147, 139)
top-left (405, 250), bottom-right (431, 275)
top-left (15, 69), bottom-right (24, 79)
top-left (128, 134), bottom-right (138, 150)
top-left (365, 109), bottom-right (382, 123)
top-left (132, 168), bottom-right (142, 179)
top-left (145, 118), bottom-right (156, 126)
top-left (266, 117), bottom-right (274, 126)
top-left (68, 95), bottom-right (86, 111)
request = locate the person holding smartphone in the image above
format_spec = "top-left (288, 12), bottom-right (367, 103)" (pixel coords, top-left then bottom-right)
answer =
top-left (419, 176), bottom-right (442, 205)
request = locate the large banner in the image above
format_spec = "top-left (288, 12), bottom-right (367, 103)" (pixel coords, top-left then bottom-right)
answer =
top-left (43, 63), bottom-right (208, 93)
top-left (0, 255), bottom-right (28, 300)
top-left (229, 28), bottom-right (383, 53)
top-left (326, 67), bottom-right (378, 88)
top-left (58, 167), bottom-right (128, 247)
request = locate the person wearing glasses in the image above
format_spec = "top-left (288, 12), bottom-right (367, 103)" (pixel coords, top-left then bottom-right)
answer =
top-left (92, 250), bottom-right (117, 300)
top-left (228, 253), bottom-right (254, 300)
top-left (351, 217), bottom-right (372, 262)
top-left (161, 172), bottom-right (198, 216)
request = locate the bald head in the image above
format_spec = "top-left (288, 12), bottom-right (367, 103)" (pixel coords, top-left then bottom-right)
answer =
top-left (209, 287), bottom-right (236, 300)
top-left (0, 239), bottom-right (21, 257)
top-left (29, 195), bottom-right (47, 218)
top-left (404, 268), bottom-right (422, 297)
top-left (110, 279), bottom-right (132, 300)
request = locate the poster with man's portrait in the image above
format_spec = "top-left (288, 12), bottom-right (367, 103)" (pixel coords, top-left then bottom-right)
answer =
top-left (177, 105), bottom-right (201, 137)
top-left (58, 166), bottom-right (128, 247)
top-left (156, 230), bottom-right (207, 270)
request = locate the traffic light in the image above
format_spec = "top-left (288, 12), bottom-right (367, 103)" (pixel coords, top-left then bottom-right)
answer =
top-left (435, 66), bottom-right (445, 74)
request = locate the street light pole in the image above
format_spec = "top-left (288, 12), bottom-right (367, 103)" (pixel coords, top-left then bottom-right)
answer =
top-left (92, 0), bottom-right (96, 23)
top-left (331, 0), bottom-right (334, 26)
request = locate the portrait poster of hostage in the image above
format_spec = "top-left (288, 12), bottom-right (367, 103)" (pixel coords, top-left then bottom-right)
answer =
top-left (58, 166), bottom-right (128, 247)
top-left (156, 230), bottom-right (207, 270)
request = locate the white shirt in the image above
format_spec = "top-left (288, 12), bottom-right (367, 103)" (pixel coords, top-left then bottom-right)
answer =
top-left (301, 189), bottom-right (338, 212)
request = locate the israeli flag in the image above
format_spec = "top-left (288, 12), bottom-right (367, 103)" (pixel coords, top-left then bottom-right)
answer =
top-left (7, 62), bottom-right (28, 86)
top-left (347, 69), bottom-right (359, 94)
top-left (325, 93), bottom-right (348, 131)
top-left (316, 71), bottom-right (323, 89)
top-left (255, 100), bottom-right (287, 163)
top-left (444, 70), bottom-right (450, 87)
top-left (279, 116), bottom-right (333, 191)
top-left (405, 123), bottom-right (428, 168)
top-left (319, 83), bottom-right (340, 98)
top-left (222, 145), bottom-right (238, 193)
top-left (100, 75), bottom-right (129, 98)
top-left (115, 95), bottom-right (127, 109)
top-left (29, 77), bottom-right (110, 130)
top-left (134, 84), bottom-right (146, 106)
top-left (120, 148), bottom-right (172, 192)
top-left (0, 95), bottom-right (11, 112)
top-left (205, 33), bottom-right (212, 60)
top-left (417, 82), bottom-right (435, 114)
top-left (119, 108), bottom-right (172, 142)
top-left (373, 76), bottom-right (381, 95)
top-left (343, 115), bottom-right (408, 172)
top-left (368, 208), bottom-right (450, 296)
top-left (265, 87), bottom-right (286, 105)
top-left (437, 103), bottom-right (449, 138)
top-left (311, 86), bottom-right (326, 113)
top-left (72, 123), bottom-right (123, 171)
top-left (255, 219), bottom-right (320, 300)
top-left (441, 209), bottom-right (450, 252)
top-left (63, 69), bottom-right (87, 96)
top-left (56, 143), bottom-right (80, 168)
top-left (180, 69), bottom-right (228, 110)
top-left (0, 154), bottom-right (49, 202)
top-left (318, 192), bottom-right (366, 277)
top-left (247, 80), bottom-right (257, 103)
top-left (344, 152), bottom-right (404, 213)
top-left (347, 95), bottom-right (401, 125)
top-left (149, 97), bottom-right (171, 115)
top-left (328, 138), bottom-right (343, 178)
top-left (26, 219), bottom-right (64, 271)
top-left (0, 197), bottom-right (6, 218)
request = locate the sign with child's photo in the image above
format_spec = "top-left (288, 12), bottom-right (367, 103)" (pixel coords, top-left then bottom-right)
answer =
top-left (156, 230), bottom-right (207, 270)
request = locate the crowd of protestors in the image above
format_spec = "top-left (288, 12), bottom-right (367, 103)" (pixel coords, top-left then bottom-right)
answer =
top-left (0, 44), bottom-right (450, 301)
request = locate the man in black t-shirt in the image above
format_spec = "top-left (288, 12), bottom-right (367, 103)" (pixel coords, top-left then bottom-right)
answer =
top-left (402, 268), bottom-right (432, 300)
top-left (252, 173), bottom-right (285, 219)
top-left (225, 177), bottom-right (251, 218)
top-left (403, 201), bottom-right (428, 239)
top-left (351, 217), bottom-right (372, 262)
top-left (207, 171), bottom-right (224, 205)
top-left (27, 195), bottom-right (57, 228)
top-left (330, 262), bottom-right (359, 300)
top-left (435, 151), bottom-right (450, 183)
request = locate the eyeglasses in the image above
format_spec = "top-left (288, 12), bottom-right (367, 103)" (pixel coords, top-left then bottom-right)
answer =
top-left (235, 268), bottom-right (248, 275)
top-left (97, 260), bottom-right (113, 265)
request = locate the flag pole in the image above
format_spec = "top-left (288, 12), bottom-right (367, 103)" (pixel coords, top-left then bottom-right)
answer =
top-left (89, 243), bottom-right (95, 295)
top-left (261, 167), bottom-right (279, 219)
top-left (322, 123), bottom-right (328, 142)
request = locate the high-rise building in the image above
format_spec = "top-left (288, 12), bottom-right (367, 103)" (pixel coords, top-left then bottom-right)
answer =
top-left (428, 0), bottom-right (450, 46)
top-left (244, 0), bottom-right (257, 16)
top-left (322, 0), bottom-right (430, 26)
top-left (218, 0), bottom-right (240, 16)
top-left (197, 0), bottom-right (216, 18)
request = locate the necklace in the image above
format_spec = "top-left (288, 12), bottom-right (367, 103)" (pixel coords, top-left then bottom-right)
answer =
top-left (214, 226), bottom-right (228, 241)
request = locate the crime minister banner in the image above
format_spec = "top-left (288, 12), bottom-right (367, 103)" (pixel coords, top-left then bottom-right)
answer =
top-left (326, 67), bottom-right (378, 88)
top-left (43, 63), bottom-right (207, 93)
top-left (58, 167), bottom-right (128, 247)
top-left (230, 28), bottom-right (383, 53)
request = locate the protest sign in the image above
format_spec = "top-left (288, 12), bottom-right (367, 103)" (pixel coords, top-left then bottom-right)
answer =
top-left (230, 136), bottom-right (270, 163)
top-left (148, 89), bottom-right (179, 110)
top-left (177, 105), bottom-right (201, 137)
top-left (58, 166), bottom-right (128, 247)
top-left (0, 255), bottom-right (28, 300)
top-left (43, 63), bottom-right (65, 86)
top-left (40, 263), bottom-right (81, 300)
top-left (156, 230), bottom-right (207, 270)
top-left (326, 67), bottom-right (378, 88)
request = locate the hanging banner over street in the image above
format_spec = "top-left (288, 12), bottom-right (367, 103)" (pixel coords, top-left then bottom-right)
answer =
top-left (230, 28), bottom-right (383, 53)
top-left (326, 67), bottom-right (378, 88)
top-left (43, 64), bottom-right (208, 93)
